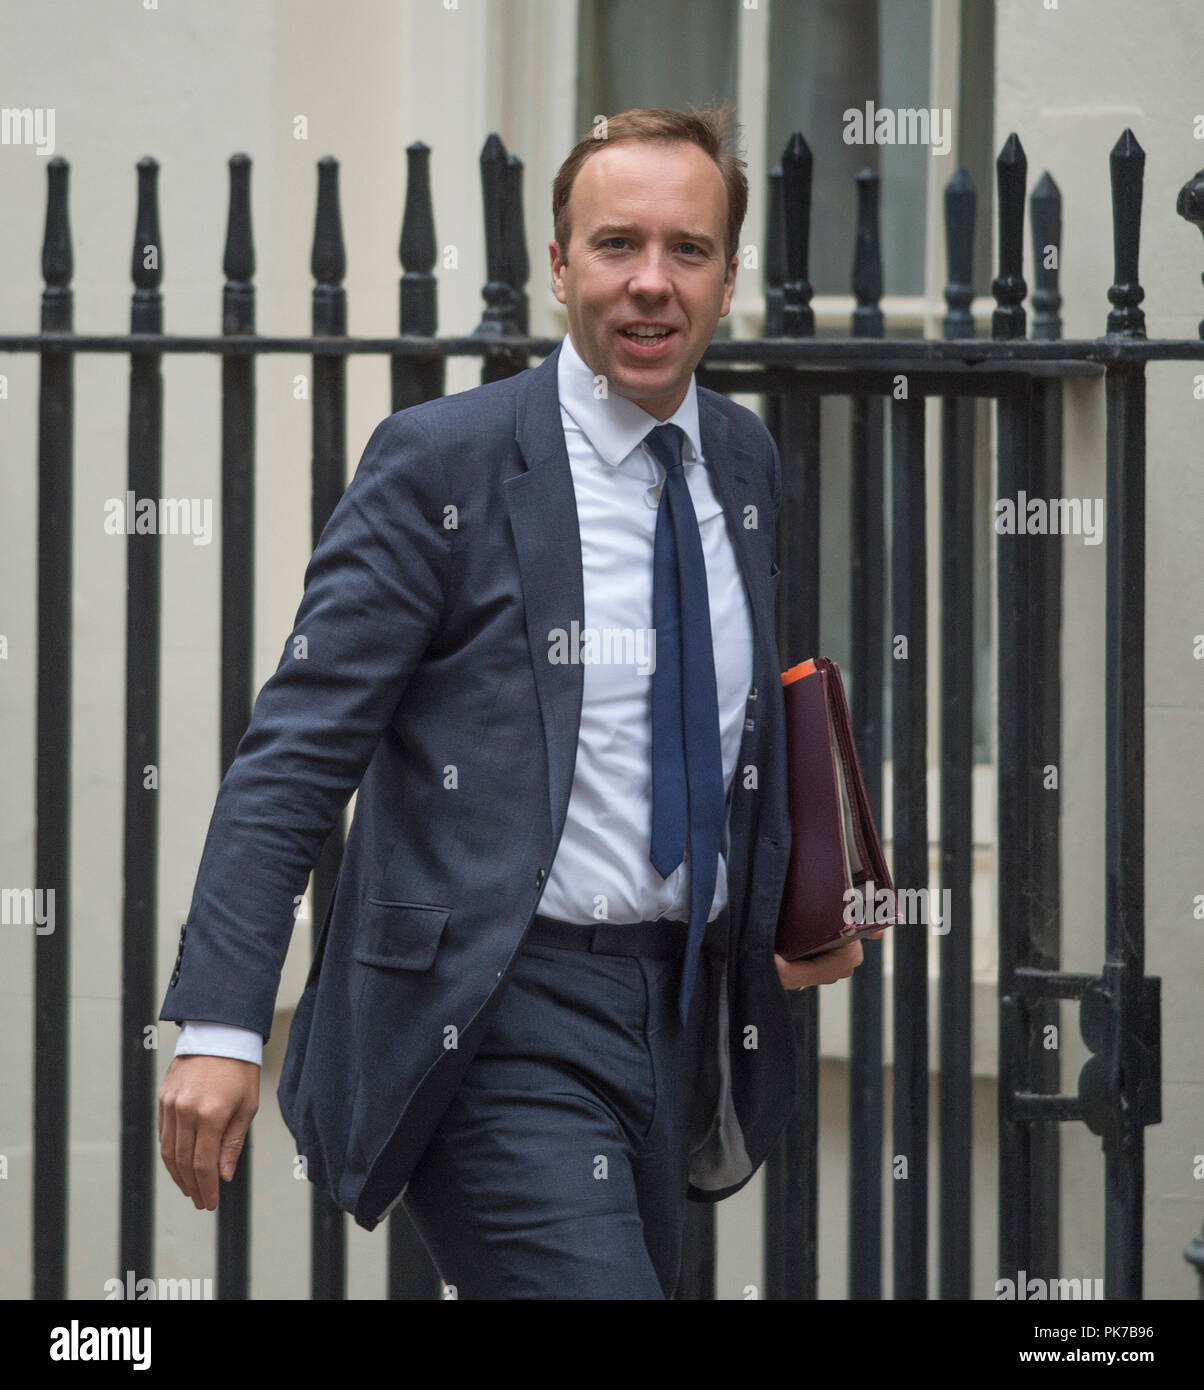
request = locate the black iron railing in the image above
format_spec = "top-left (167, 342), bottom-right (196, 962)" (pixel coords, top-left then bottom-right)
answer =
top-left (6, 126), bottom-right (1203, 1300)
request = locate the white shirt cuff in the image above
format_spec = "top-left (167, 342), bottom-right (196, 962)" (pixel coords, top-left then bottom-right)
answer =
top-left (175, 1020), bottom-right (264, 1067)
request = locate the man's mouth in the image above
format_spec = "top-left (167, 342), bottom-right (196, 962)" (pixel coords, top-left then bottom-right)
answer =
top-left (619, 323), bottom-right (676, 345)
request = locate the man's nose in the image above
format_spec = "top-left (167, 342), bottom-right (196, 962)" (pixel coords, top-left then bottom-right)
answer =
top-left (626, 253), bottom-right (674, 296)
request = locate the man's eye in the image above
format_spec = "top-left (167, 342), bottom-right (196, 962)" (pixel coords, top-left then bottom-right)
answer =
top-left (604, 237), bottom-right (629, 249)
top-left (678, 243), bottom-right (700, 255)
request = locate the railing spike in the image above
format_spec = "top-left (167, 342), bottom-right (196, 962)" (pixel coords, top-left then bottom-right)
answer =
top-left (223, 154), bottom-right (254, 286)
top-left (41, 156), bottom-right (73, 332)
top-left (400, 142), bottom-right (436, 280)
top-left (943, 166), bottom-right (976, 339)
top-left (1107, 127), bottom-right (1146, 337)
top-left (504, 153), bottom-right (529, 336)
top-left (851, 169), bottom-right (883, 338)
top-left (474, 132), bottom-right (523, 355)
top-left (780, 132), bottom-right (814, 338)
top-left (42, 156), bottom-right (72, 290)
top-left (130, 157), bottom-right (162, 333)
top-left (222, 154), bottom-right (255, 337)
top-left (400, 140), bottom-right (437, 340)
top-left (311, 156), bottom-right (346, 336)
top-left (991, 133), bottom-right (1027, 340)
top-left (1030, 170), bottom-right (1062, 341)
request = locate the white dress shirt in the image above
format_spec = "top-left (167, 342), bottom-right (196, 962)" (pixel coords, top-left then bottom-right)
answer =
top-left (175, 330), bottom-right (754, 1067)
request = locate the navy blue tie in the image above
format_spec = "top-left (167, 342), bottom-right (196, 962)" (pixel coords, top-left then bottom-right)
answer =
top-left (645, 423), bottom-right (725, 1026)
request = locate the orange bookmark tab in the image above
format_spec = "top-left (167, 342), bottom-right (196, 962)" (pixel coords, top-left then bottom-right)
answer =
top-left (781, 659), bottom-right (817, 686)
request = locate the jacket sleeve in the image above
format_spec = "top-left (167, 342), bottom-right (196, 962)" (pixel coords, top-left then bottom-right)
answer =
top-left (159, 408), bottom-right (452, 1040)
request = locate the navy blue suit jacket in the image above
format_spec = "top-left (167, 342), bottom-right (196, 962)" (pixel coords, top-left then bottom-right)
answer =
top-left (159, 342), bottom-right (798, 1230)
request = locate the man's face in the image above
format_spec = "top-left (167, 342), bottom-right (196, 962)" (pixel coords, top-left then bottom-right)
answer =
top-left (549, 139), bottom-right (738, 421)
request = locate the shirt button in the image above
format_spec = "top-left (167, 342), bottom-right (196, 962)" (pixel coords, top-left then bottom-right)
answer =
top-left (535, 868), bottom-right (546, 887)
top-left (748, 686), bottom-right (758, 701)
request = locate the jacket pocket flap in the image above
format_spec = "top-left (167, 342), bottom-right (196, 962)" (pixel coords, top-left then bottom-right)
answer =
top-left (352, 900), bottom-right (450, 971)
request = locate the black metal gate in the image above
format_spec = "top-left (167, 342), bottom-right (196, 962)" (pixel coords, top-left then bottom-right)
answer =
top-left (5, 124), bottom-right (1198, 1299)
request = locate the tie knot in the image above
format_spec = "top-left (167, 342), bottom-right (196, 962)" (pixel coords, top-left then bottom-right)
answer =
top-left (645, 422), bottom-right (685, 474)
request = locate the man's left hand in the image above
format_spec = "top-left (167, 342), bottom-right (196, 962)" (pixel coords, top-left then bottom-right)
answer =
top-left (774, 930), bottom-right (884, 990)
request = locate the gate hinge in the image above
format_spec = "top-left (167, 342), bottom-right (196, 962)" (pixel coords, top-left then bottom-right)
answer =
top-left (1075, 962), bottom-right (1161, 1146)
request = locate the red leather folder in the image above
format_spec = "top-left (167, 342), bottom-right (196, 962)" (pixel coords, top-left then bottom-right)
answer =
top-left (775, 657), bottom-right (901, 959)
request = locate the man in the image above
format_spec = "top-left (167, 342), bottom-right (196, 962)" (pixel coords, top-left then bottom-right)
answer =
top-left (158, 104), bottom-right (869, 1299)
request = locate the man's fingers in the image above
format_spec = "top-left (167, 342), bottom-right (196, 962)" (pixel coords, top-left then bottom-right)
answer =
top-left (159, 1097), bottom-right (185, 1200)
top-left (775, 940), bottom-right (865, 990)
top-left (219, 1106), bottom-right (253, 1185)
top-left (173, 1111), bottom-right (204, 1209)
top-left (191, 1110), bottom-right (224, 1210)
top-left (829, 940), bottom-right (863, 976)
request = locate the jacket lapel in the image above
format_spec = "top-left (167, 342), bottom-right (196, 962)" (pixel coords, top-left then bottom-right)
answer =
top-left (507, 343), bottom-right (585, 835)
top-left (506, 342), bottom-right (776, 842)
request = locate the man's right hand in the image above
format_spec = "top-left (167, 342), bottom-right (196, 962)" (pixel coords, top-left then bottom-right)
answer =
top-left (158, 1055), bottom-right (260, 1211)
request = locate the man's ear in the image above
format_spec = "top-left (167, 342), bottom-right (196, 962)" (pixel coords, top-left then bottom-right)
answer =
top-left (549, 239), bottom-right (568, 304)
top-left (719, 254), bottom-right (739, 317)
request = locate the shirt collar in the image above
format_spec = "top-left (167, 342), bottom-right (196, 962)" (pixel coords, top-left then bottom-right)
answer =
top-left (556, 330), bottom-right (703, 468)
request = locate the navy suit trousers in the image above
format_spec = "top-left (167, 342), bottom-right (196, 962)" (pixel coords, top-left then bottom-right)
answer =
top-left (401, 911), bottom-right (723, 1299)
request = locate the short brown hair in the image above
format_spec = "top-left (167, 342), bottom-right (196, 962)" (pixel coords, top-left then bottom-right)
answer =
top-left (552, 103), bottom-right (748, 267)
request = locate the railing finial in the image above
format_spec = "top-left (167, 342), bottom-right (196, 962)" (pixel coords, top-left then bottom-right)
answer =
top-left (991, 132), bottom-right (1027, 340)
top-left (1106, 127), bottom-right (1146, 338)
top-left (400, 141), bottom-right (437, 336)
top-left (311, 156), bottom-right (346, 336)
top-left (779, 132), bottom-right (814, 338)
top-left (41, 156), bottom-right (73, 332)
top-left (222, 154), bottom-right (255, 336)
top-left (1030, 171), bottom-right (1062, 341)
top-left (943, 165), bottom-right (976, 339)
top-left (851, 168), bottom-right (883, 338)
top-left (130, 156), bottom-right (162, 333)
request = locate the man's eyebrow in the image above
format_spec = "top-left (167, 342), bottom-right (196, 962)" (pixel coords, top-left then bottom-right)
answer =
top-left (588, 223), bottom-right (717, 249)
